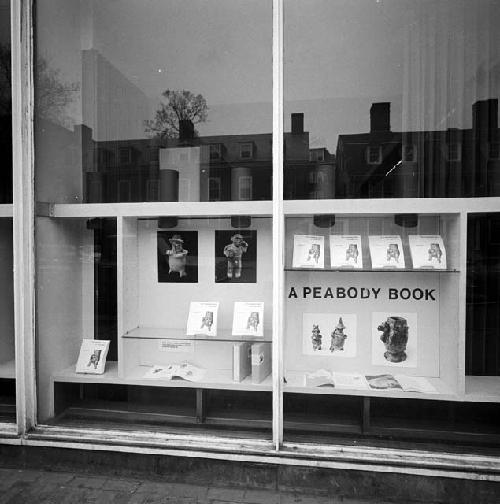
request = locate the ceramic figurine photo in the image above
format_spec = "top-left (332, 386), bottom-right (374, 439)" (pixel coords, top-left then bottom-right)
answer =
top-left (330, 317), bottom-right (347, 352)
top-left (158, 231), bottom-right (198, 283)
top-left (377, 316), bottom-right (409, 362)
top-left (311, 324), bottom-right (322, 351)
top-left (215, 230), bottom-right (257, 283)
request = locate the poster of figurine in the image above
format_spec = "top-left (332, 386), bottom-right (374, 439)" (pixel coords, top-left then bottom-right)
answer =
top-left (329, 235), bottom-right (363, 269)
top-left (409, 235), bottom-right (447, 269)
top-left (232, 301), bottom-right (264, 337)
top-left (302, 313), bottom-right (357, 357)
top-left (157, 231), bottom-right (198, 283)
top-left (368, 235), bottom-right (406, 269)
top-left (292, 235), bottom-right (325, 269)
top-left (371, 312), bottom-right (418, 368)
top-left (186, 301), bottom-right (219, 336)
top-left (215, 230), bottom-right (257, 283)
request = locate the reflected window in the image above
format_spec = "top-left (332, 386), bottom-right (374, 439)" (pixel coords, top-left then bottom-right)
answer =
top-left (239, 142), bottom-right (254, 160)
top-left (447, 142), bottom-right (462, 162)
top-left (366, 146), bottom-right (382, 165)
top-left (208, 177), bottom-right (222, 201)
top-left (403, 144), bottom-right (416, 162)
top-left (118, 180), bottom-right (131, 202)
top-left (238, 176), bottom-right (252, 200)
top-left (119, 147), bottom-right (132, 165)
top-left (209, 144), bottom-right (222, 161)
top-left (146, 179), bottom-right (159, 201)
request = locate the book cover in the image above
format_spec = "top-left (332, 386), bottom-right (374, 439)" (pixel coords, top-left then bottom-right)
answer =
top-left (232, 302), bottom-right (264, 337)
top-left (251, 342), bottom-right (272, 384)
top-left (329, 235), bottom-right (363, 269)
top-left (186, 301), bottom-right (219, 336)
top-left (331, 372), bottom-right (369, 390)
top-left (75, 339), bottom-right (110, 375)
top-left (233, 342), bottom-right (252, 382)
top-left (368, 235), bottom-right (405, 269)
top-left (408, 235), bottom-right (447, 269)
top-left (365, 374), bottom-right (402, 390)
top-left (292, 235), bottom-right (325, 269)
top-left (395, 375), bottom-right (438, 393)
top-left (143, 362), bottom-right (206, 382)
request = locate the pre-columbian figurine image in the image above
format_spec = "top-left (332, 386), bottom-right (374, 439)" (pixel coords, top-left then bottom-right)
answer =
top-left (303, 314), bottom-right (357, 357)
top-left (223, 233), bottom-right (248, 279)
top-left (215, 230), bottom-right (257, 283)
top-left (157, 231), bottom-right (199, 283)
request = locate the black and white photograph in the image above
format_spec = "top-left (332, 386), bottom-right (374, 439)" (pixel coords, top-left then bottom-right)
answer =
top-left (215, 230), bottom-right (257, 283)
top-left (157, 231), bottom-right (198, 283)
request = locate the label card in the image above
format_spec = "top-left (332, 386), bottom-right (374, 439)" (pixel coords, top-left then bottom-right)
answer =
top-left (330, 235), bottom-right (363, 269)
top-left (232, 302), bottom-right (264, 337)
top-left (409, 235), bottom-right (447, 269)
top-left (369, 235), bottom-right (405, 269)
top-left (292, 235), bottom-right (325, 269)
top-left (159, 339), bottom-right (195, 353)
top-left (186, 301), bottom-right (219, 336)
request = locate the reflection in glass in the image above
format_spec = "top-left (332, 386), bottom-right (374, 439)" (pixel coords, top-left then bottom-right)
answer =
top-left (285, 0), bottom-right (500, 199)
top-left (35, 0), bottom-right (272, 204)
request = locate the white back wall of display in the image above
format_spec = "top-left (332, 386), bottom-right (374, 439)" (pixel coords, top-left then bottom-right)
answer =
top-left (36, 218), bottom-right (94, 420)
top-left (136, 218), bottom-right (273, 334)
top-left (285, 271), bottom-right (450, 378)
top-left (0, 219), bottom-right (14, 363)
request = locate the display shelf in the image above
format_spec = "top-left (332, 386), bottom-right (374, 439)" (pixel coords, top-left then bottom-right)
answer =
top-left (123, 326), bottom-right (272, 343)
top-left (285, 268), bottom-right (460, 273)
top-left (52, 362), bottom-right (272, 392)
top-left (43, 201), bottom-right (273, 219)
top-left (0, 205), bottom-right (13, 218)
top-left (284, 372), bottom-right (458, 401)
top-left (283, 197), bottom-right (500, 216)
top-left (464, 376), bottom-right (500, 402)
top-left (0, 360), bottom-right (15, 379)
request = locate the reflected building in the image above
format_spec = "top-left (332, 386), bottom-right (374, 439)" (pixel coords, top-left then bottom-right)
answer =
top-left (336, 100), bottom-right (500, 199)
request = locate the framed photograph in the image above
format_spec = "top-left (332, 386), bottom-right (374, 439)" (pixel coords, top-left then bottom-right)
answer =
top-left (75, 339), bottom-right (110, 375)
top-left (302, 313), bottom-right (357, 357)
top-left (368, 235), bottom-right (405, 269)
top-left (215, 230), bottom-right (257, 283)
top-left (371, 312), bottom-right (418, 368)
top-left (292, 235), bottom-right (325, 269)
top-left (409, 235), bottom-right (447, 269)
top-left (330, 235), bottom-right (363, 269)
top-left (157, 231), bottom-right (198, 283)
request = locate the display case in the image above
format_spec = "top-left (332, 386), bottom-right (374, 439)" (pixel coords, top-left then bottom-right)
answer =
top-left (0, 207), bottom-right (15, 423)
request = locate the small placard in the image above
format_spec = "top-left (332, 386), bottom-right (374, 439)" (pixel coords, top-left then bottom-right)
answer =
top-left (409, 235), bottom-right (447, 269)
top-left (292, 235), bottom-right (325, 269)
top-left (186, 301), bottom-right (219, 336)
top-left (330, 235), bottom-right (363, 269)
top-left (232, 302), bottom-right (264, 337)
top-left (369, 235), bottom-right (405, 269)
top-left (159, 339), bottom-right (194, 353)
top-left (76, 339), bottom-right (110, 375)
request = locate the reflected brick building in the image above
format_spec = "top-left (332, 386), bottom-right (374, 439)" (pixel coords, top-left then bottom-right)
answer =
top-left (336, 99), bottom-right (500, 198)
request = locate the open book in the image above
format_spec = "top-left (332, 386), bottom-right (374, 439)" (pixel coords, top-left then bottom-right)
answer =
top-left (143, 362), bottom-right (206, 382)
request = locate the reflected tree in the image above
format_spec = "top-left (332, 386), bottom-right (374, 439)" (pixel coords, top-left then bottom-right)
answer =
top-left (0, 43), bottom-right (79, 126)
top-left (145, 89), bottom-right (208, 140)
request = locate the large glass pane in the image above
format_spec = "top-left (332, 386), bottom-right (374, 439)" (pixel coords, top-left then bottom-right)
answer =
top-left (35, 0), bottom-right (273, 438)
top-left (284, 0), bottom-right (500, 199)
top-left (0, 0), bottom-right (15, 422)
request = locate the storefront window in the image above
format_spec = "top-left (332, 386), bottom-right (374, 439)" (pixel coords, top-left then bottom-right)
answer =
top-left (283, 0), bottom-right (500, 444)
top-left (0, 0), bottom-right (15, 424)
top-left (34, 0), bottom-right (273, 436)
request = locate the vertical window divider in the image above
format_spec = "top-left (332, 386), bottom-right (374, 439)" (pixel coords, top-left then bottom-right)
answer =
top-left (12, 0), bottom-right (37, 434)
top-left (272, 0), bottom-right (284, 450)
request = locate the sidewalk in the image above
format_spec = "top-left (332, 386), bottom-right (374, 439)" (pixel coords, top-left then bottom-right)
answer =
top-left (0, 467), bottom-right (394, 504)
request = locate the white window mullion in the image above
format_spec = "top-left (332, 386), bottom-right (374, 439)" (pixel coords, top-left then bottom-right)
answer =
top-left (11, 0), bottom-right (37, 434)
top-left (272, 0), bottom-right (284, 450)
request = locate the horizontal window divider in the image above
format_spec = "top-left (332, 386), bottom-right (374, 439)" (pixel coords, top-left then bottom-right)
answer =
top-left (284, 268), bottom-right (460, 273)
top-left (0, 204), bottom-right (13, 218)
top-left (18, 426), bottom-right (500, 481)
top-left (283, 197), bottom-right (500, 216)
top-left (52, 363), bottom-right (273, 392)
top-left (36, 201), bottom-right (273, 219)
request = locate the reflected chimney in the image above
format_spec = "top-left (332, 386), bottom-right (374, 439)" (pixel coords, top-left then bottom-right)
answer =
top-left (291, 113), bottom-right (304, 134)
top-left (179, 119), bottom-right (195, 142)
top-left (370, 102), bottom-right (391, 133)
top-left (473, 99), bottom-right (498, 141)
